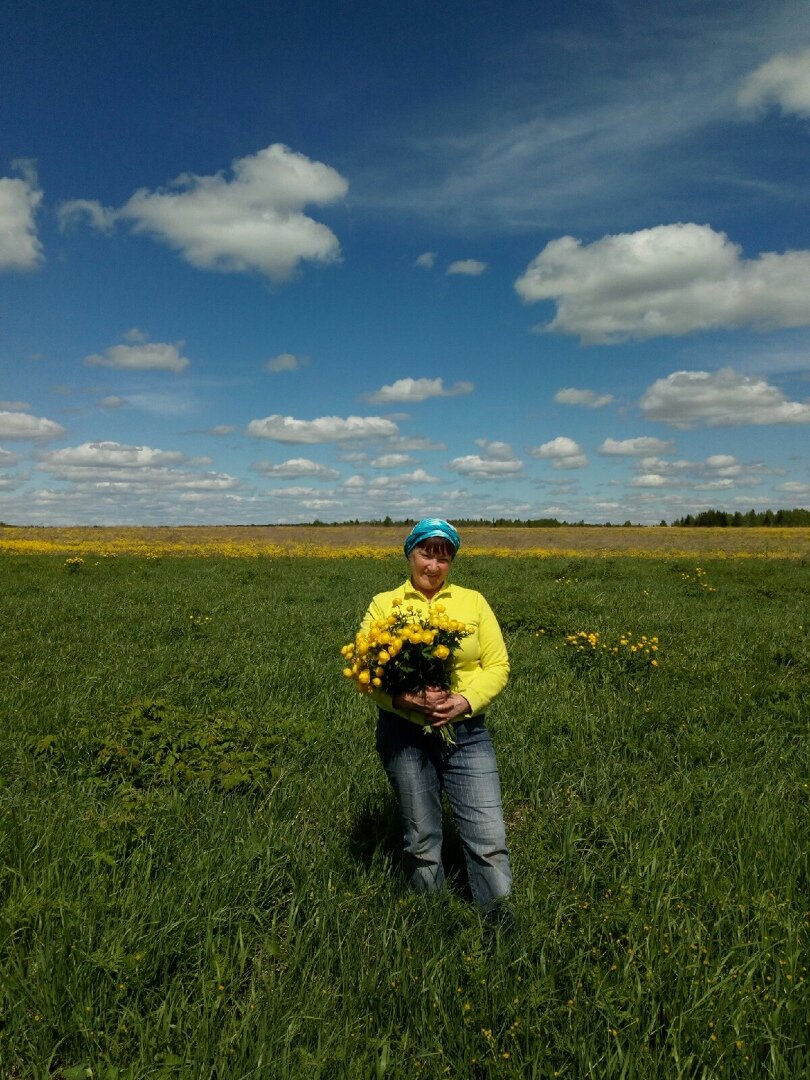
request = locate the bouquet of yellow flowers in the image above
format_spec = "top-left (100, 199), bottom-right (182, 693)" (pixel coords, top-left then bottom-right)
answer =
top-left (341, 600), bottom-right (471, 741)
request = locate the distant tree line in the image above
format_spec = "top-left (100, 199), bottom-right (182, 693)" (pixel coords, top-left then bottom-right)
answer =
top-left (670, 508), bottom-right (810, 527)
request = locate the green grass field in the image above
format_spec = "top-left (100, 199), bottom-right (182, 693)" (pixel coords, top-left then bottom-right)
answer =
top-left (1, 553), bottom-right (807, 1078)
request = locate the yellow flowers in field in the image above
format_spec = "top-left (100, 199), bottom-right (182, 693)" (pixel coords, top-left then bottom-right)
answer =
top-left (563, 630), bottom-right (660, 673)
top-left (680, 567), bottom-right (717, 593)
top-left (340, 607), bottom-right (471, 700)
top-left (3, 524), bottom-right (810, 559)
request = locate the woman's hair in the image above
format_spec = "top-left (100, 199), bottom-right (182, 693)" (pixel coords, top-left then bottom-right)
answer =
top-left (412, 537), bottom-right (455, 560)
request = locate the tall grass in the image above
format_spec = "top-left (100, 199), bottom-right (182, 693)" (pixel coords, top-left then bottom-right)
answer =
top-left (0, 554), bottom-right (807, 1078)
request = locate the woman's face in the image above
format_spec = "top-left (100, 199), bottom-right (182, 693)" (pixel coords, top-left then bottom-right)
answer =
top-left (408, 541), bottom-right (454, 598)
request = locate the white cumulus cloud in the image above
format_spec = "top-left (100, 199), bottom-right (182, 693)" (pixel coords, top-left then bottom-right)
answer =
top-left (246, 414), bottom-right (398, 443)
top-left (371, 453), bottom-right (415, 468)
top-left (531, 436), bottom-right (588, 469)
top-left (61, 144), bottom-right (347, 282)
top-left (448, 438), bottom-right (522, 479)
top-left (41, 442), bottom-right (187, 470)
top-left (447, 456), bottom-right (522, 478)
top-left (37, 441), bottom-right (238, 495)
top-left (253, 457), bottom-right (340, 479)
top-left (600, 436), bottom-right (675, 456)
top-left (415, 252), bottom-right (436, 269)
top-left (738, 46), bottom-right (810, 118)
top-left (515, 224), bottom-right (810, 343)
top-left (447, 259), bottom-right (487, 276)
top-left (265, 352), bottom-right (309, 373)
top-left (640, 368), bottom-right (810, 428)
top-left (474, 439), bottom-right (516, 461)
top-left (386, 436), bottom-right (446, 452)
top-left (555, 387), bottom-right (615, 408)
top-left (0, 410), bottom-right (64, 440)
top-left (365, 377), bottom-right (474, 404)
top-left (58, 198), bottom-right (117, 234)
top-left (630, 473), bottom-right (669, 487)
top-left (0, 162), bottom-right (44, 271)
top-left (84, 340), bottom-right (190, 373)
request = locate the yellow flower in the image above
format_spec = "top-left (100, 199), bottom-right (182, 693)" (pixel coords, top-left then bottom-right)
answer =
top-left (357, 670), bottom-right (371, 685)
top-left (343, 667), bottom-right (353, 678)
top-left (432, 644), bottom-right (450, 660)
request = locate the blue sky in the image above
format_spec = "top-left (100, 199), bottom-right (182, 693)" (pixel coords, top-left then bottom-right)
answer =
top-left (2, 0), bottom-right (810, 525)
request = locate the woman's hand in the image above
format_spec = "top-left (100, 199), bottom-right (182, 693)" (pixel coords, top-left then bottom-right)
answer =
top-left (426, 693), bottom-right (470, 727)
top-left (392, 686), bottom-right (449, 714)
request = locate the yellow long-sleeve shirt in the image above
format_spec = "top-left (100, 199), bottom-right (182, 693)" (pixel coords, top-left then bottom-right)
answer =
top-left (360, 579), bottom-right (510, 725)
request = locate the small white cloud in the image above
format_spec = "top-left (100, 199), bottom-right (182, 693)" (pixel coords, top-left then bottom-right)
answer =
top-left (125, 391), bottom-right (195, 417)
top-left (254, 457), bottom-right (340, 479)
top-left (265, 352), bottom-right (309, 373)
top-left (474, 439), bottom-right (516, 461)
top-left (447, 455), bottom-right (523, 478)
top-left (630, 473), bottom-right (669, 487)
top-left (99, 396), bottom-right (128, 410)
top-left (515, 224), bottom-right (810, 343)
top-left (0, 410), bottom-right (64, 440)
top-left (208, 425), bottom-right (237, 436)
top-left (531, 436), bottom-right (588, 469)
top-left (555, 387), bottom-right (615, 408)
top-left (600, 436), bottom-right (675, 456)
top-left (344, 469), bottom-right (439, 492)
top-left (36, 441), bottom-right (239, 496)
top-left (705, 454), bottom-right (740, 474)
top-left (447, 438), bottom-right (522, 479)
top-left (386, 436), bottom-right (446, 452)
top-left (415, 252), bottom-right (436, 269)
top-left (84, 340), bottom-right (190, 373)
top-left (399, 468), bottom-right (438, 484)
top-left (371, 453), bottom-right (415, 468)
top-left (246, 414), bottom-right (398, 443)
top-left (58, 198), bottom-right (117, 233)
top-left (447, 259), bottom-right (487, 276)
top-left (265, 486), bottom-right (326, 499)
top-left (0, 162), bottom-right (43, 272)
top-left (0, 400), bottom-right (31, 411)
top-left (640, 367), bottom-right (810, 428)
top-left (738, 46), bottom-right (810, 119)
top-left (693, 479), bottom-right (737, 491)
top-left (123, 327), bottom-right (149, 343)
top-left (41, 442), bottom-right (186, 470)
top-left (365, 377), bottom-right (474, 404)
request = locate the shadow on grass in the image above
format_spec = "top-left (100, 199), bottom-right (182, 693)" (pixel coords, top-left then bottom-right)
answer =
top-left (347, 792), bottom-right (473, 902)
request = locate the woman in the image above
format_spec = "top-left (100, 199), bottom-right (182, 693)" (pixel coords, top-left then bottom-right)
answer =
top-left (361, 518), bottom-right (512, 916)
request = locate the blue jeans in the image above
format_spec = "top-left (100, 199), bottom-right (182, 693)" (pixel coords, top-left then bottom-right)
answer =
top-left (376, 710), bottom-right (512, 914)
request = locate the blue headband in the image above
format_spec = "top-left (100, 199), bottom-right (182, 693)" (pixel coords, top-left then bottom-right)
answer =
top-left (403, 518), bottom-right (461, 557)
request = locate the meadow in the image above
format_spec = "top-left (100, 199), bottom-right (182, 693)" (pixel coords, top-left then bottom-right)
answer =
top-left (0, 544), bottom-right (807, 1078)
